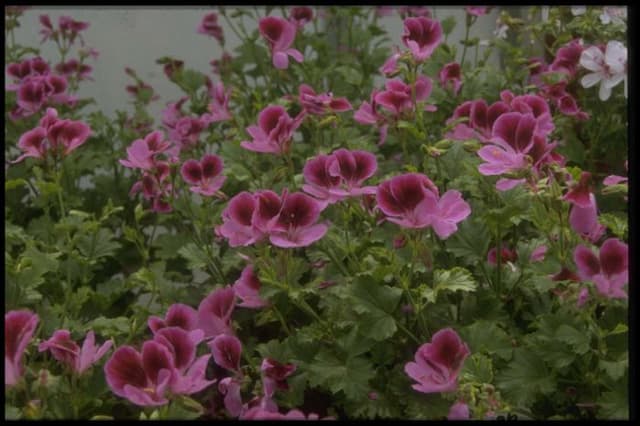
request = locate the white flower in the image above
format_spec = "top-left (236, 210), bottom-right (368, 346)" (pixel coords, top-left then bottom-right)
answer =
top-left (580, 41), bottom-right (627, 101)
top-left (571, 6), bottom-right (586, 16)
top-left (600, 7), bottom-right (627, 25)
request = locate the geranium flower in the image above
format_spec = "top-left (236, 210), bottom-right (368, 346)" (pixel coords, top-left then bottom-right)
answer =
top-left (569, 193), bottom-right (605, 243)
top-left (5, 310), bottom-right (39, 386)
top-left (376, 173), bottom-right (439, 229)
top-left (217, 192), bottom-right (260, 247)
top-left (354, 89), bottom-right (389, 146)
top-left (38, 330), bottom-right (112, 375)
top-left (448, 401), bottom-right (470, 420)
top-left (148, 303), bottom-right (200, 337)
top-left (439, 62), bottom-right (462, 95)
top-left (261, 358), bottom-right (296, 397)
top-left (298, 84), bottom-right (352, 115)
top-left (219, 377), bottom-right (244, 417)
top-left (487, 245), bottom-right (517, 266)
top-left (580, 41), bottom-right (627, 100)
top-left (562, 171), bottom-right (592, 208)
top-left (208, 334), bottom-right (242, 372)
top-left (289, 7), bottom-right (314, 29)
top-left (203, 81), bottom-right (232, 123)
top-left (259, 16), bottom-right (303, 69)
top-left (197, 13), bottom-right (224, 44)
top-left (180, 154), bottom-right (226, 197)
top-left (405, 328), bottom-right (470, 393)
top-left (375, 76), bottom-right (437, 116)
top-left (268, 192), bottom-right (328, 248)
top-left (402, 17), bottom-right (442, 62)
top-left (241, 105), bottom-right (301, 155)
top-left (573, 238), bottom-right (628, 299)
top-left (120, 130), bottom-right (173, 170)
top-left (549, 39), bottom-right (584, 79)
top-left (600, 7), bottom-right (626, 25)
top-left (197, 286), bottom-right (236, 338)
top-left (233, 266), bottom-right (269, 309)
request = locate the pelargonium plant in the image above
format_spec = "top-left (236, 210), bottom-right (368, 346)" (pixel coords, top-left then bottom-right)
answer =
top-left (4, 5), bottom-right (628, 420)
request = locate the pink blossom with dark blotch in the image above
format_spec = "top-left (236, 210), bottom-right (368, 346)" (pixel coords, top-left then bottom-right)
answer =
top-left (217, 192), bottom-right (260, 247)
top-left (302, 154), bottom-right (344, 206)
top-left (404, 328), bottom-right (470, 394)
top-left (38, 15), bottom-right (54, 43)
top-left (128, 161), bottom-right (175, 214)
top-left (448, 401), bottom-right (470, 420)
top-left (269, 192), bottom-right (328, 248)
top-left (557, 94), bottom-right (589, 120)
top-left (250, 189), bottom-right (285, 236)
top-left (446, 99), bottom-right (510, 142)
top-left (563, 172), bottom-right (592, 208)
top-left (569, 193), bottom-right (605, 243)
top-left (354, 89), bottom-right (389, 146)
top-left (197, 286), bottom-right (236, 338)
top-left (259, 16), bottom-right (303, 69)
top-left (219, 377), bottom-right (244, 417)
top-left (125, 80), bottom-right (159, 103)
top-left (180, 154), bottom-right (226, 197)
top-left (402, 17), bottom-right (442, 62)
top-left (502, 92), bottom-right (554, 137)
top-left (169, 116), bottom-right (207, 150)
top-left (5, 310), bottom-right (39, 386)
top-left (289, 7), bottom-right (314, 29)
top-left (55, 59), bottom-right (93, 81)
top-left (148, 303), bottom-right (199, 337)
top-left (551, 267), bottom-right (581, 283)
top-left (328, 149), bottom-right (378, 195)
top-left (38, 330), bottom-right (112, 375)
top-left (203, 81), bottom-right (232, 123)
top-left (375, 76), bottom-right (437, 116)
top-left (603, 161), bottom-right (628, 187)
top-left (153, 327), bottom-right (204, 373)
top-left (298, 84), bottom-right (352, 116)
top-left (439, 62), bottom-right (462, 95)
top-left (488, 111), bottom-right (537, 154)
top-left (477, 144), bottom-right (528, 176)
top-left (197, 12), bottom-right (224, 45)
top-left (376, 173), bottom-right (440, 229)
top-left (209, 334), bottom-right (242, 372)
top-left (120, 130), bottom-right (173, 170)
top-left (233, 265), bottom-right (269, 309)
top-left (379, 47), bottom-right (401, 76)
top-left (6, 57), bottom-right (50, 84)
top-left (487, 245), bottom-right (517, 266)
top-left (241, 105), bottom-right (301, 155)
top-left (465, 7), bottom-right (490, 16)
top-left (574, 238), bottom-right (628, 299)
top-left (8, 73), bottom-right (74, 120)
top-left (550, 39), bottom-right (584, 79)
top-left (261, 358), bottom-right (297, 398)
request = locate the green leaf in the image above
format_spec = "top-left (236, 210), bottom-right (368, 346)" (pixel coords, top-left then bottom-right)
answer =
top-left (178, 243), bottom-right (209, 270)
top-left (306, 350), bottom-right (375, 401)
top-left (441, 16), bottom-right (457, 36)
top-left (460, 320), bottom-right (513, 361)
top-left (446, 219), bottom-right (490, 261)
top-left (76, 228), bottom-right (121, 261)
top-left (606, 323), bottom-right (628, 336)
top-left (350, 276), bottom-right (403, 341)
top-left (496, 349), bottom-right (555, 407)
top-left (599, 213), bottom-right (627, 239)
top-left (335, 65), bottom-right (362, 86)
top-left (598, 376), bottom-right (628, 419)
top-left (462, 353), bottom-right (494, 384)
top-left (555, 324), bottom-right (590, 355)
top-left (424, 267), bottom-right (477, 303)
top-left (599, 359), bottom-right (627, 381)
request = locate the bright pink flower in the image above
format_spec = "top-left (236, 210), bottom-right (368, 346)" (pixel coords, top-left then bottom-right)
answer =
top-left (38, 330), bottom-right (112, 375)
top-left (487, 245), bottom-right (517, 266)
top-left (261, 358), bottom-right (296, 398)
top-left (153, 327), bottom-right (207, 378)
top-left (448, 401), bottom-right (470, 420)
top-left (197, 286), bottom-right (236, 338)
top-left (259, 16), bottom-right (303, 69)
top-left (203, 81), bottom-right (232, 123)
top-left (376, 173), bottom-right (439, 229)
top-left (404, 328), bottom-right (470, 393)
top-left (563, 172), bottom-right (592, 208)
top-left (241, 105), bottom-right (301, 155)
top-left (402, 17), bottom-right (442, 62)
top-left (217, 192), bottom-right (260, 247)
top-left (502, 92), bottom-right (554, 137)
top-left (573, 238), bottom-right (628, 299)
top-left (6, 57), bottom-right (50, 83)
top-left (380, 48), bottom-right (401, 76)
top-left (446, 99), bottom-right (510, 142)
top-left (465, 7), bottom-right (490, 16)
top-left (269, 192), bottom-right (328, 248)
top-left (354, 90), bottom-right (389, 146)
top-left (439, 62), bottom-right (462, 95)
top-left (55, 59), bottom-right (93, 81)
top-left (375, 76), bottom-right (437, 116)
top-left (197, 13), bottom-right (224, 44)
top-left (5, 310), bottom-right (39, 386)
top-left (302, 154), bottom-right (344, 206)
top-left (550, 39), bottom-right (584, 79)
top-left (39, 14), bottom-right (55, 43)
top-left (289, 7), bottom-right (314, 29)
top-left (120, 130), bottom-right (173, 170)
top-left (170, 117), bottom-right (206, 150)
top-left (328, 149), bottom-right (378, 195)
top-left (569, 193), bottom-right (605, 244)
top-left (477, 144), bottom-right (528, 176)
top-left (429, 190), bottom-right (472, 239)
top-left (530, 245), bottom-right (548, 262)
top-left (219, 377), bottom-right (244, 417)
top-left (298, 84), bottom-right (352, 115)
top-left (148, 303), bottom-right (199, 336)
top-left (209, 334), bottom-right (242, 372)
top-left (233, 266), bottom-right (269, 309)
top-left (181, 154), bottom-right (226, 197)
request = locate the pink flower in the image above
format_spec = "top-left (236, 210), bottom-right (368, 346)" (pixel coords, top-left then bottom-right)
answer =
top-left (119, 130), bottom-right (173, 170)
top-left (573, 238), bottom-right (628, 299)
top-left (6, 57), bottom-right (50, 83)
top-left (576, 287), bottom-right (589, 308)
top-left (563, 171), bottom-right (592, 208)
top-left (241, 105), bottom-right (301, 155)
top-left (448, 401), bottom-right (470, 420)
top-left (39, 14), bottom-right (55, 43)
top-left (203, 81), bottom-right (232, 123)
top-left (379, 48), bottom-right (401, 77)
top-left (487, 245), bottom-right (517, 266)
top-left (217, 192), bottom-right (260, 247)
top-left (302, 154), bottom-right (344, 206)
top-left (354, 90), bottom-right (389, 146)
top-left (261, 358), bottom-right (296, 398)
top-left (289, 7), bottom-right (314, 29)
top-left (376, 173), bottom-right (439, 229)
top-left (181, 154), bottom-right (226, 197)
top-left (208, 334), bottom-right (242, 372)
top-left (125, 80), bottom-right (159, 103)
top-left (298, 84), bottom-right (352, 115)
top-left (233, 266), bottom-right (269, 309)
top-left (530, 245), bottom-right (548, 262)
top-left (197, 13), bottom-right (224, 44)
top-left (269, 192), bottom-right (328, 248)
top-left (219, 377), bottom-right (244, 417)
top-left (148, 303), bottom-right (199, 336)
top-left (429, 190), bottom-right (472, 239)
top-left (550, 39), bottom-right (584, 79)
top-left (197, 286), bottom-right (236, 338)
top-left (375, 76), bottom-right (437, 116)
top-left (55, 59), bottom-right (93, 81)
top-left (259, 16), bottom-right (303, 69)
top-left (402, 17), bottom-right (443, 62)
top-left (446, 99), bottom-right (510, 142)
top-left (569, 193), bottom-right (605, 243)
top-left (465, 7), bottom-right (490, 17)
top-left (38, 330), bottom-right (112, 375)
top-left (404, 328), bottom-right (470, 393)
top-left (5, 310), bottom-right (39, 386)
top-left (439, 62), bottom-right (462, 95)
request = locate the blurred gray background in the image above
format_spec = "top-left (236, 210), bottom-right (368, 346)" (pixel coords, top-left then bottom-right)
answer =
top-left (10, 6), bottom-right (503, 118)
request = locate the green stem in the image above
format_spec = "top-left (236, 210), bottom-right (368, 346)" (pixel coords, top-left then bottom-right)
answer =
top-left (459, 16), bottom-right (473, 69)
top-left (272, 304), bottom-right (292, 336)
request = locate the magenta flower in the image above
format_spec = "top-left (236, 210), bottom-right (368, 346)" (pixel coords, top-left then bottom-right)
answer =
top-left (563, 172), bottom-right (592, 208)
top-left (375, 76), bottom-right (437, 116)
top-left (5, 310), bottom-right (39, 386)
top-left (573, 238), bottom-right (628, 299)
top-left (268, 192), bottom-right (328, 248)
top-left (354, 89), bottom-right (389, 146)
top-left (570, 198), bottom-right (607, 244)
top-left (233, 266), bottom-right (269, 309)
top-left (148, 303), bottom-right (199, 336)
top-left (439, 62), bottom-right (462, 95)
top-left (261, 358), bottom-right (297, 398)
top-left (55, 59), bottom-right (93, 81)
top-left (379, 48), bottom-right (401, 77)
top-left (219, 377), bottom-right (244, 417)
top-left (446, 99), bottom-right (510, 142)
top-left (404, 328), bottom-right (470, 393)
top-left (203, 81), bottom-right (232, 123)
top-left (487, 245), bottom-right (517, 266)
top-left (181, 154), bottom-right (226, 197)
top-left (550, 39), bottom-right (584, 79)
top-left (289, 7), bottom-right (314, 29)
top-left (197, 12), bottom-right (224, 44)
top-left (298, 84), bottom-right (352, 116)
top-left (302, 154), bottom-right (344, 206)
top-left (530, 245), bottom-right (548, 263)
top-left (167, 116), bottom-right (207, 151)
top-left (241, 105), bottom-right (301, 155)
top-left (197, 286), bottom-right (236, 338)
top-left (259, 16), bottom-right (303, 69)
top-left (465, 7), bottom-right (490, 17)
top-left (576, 287), bottom-right (590, 308)
top-left (6, 57), bottom-right (50, 83)
top-left (402, 17), bottom-right (443, 62)
top-left (477, 144), bottom-right (528, 176)
top-left (376, 173), bottom-right (439, 229)
top-left (217, 192), bottom-right (260, 247)
top-left (119, 130), bottom-right (173, 170)
top-left (429, 190), bottom-right (472, 239)
top-left (448, 401), bottom-right (470, 420)
top-left (38, 330), bottom-right (112, 375)
top-left (208, 334), bottom-right (242, 372)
